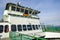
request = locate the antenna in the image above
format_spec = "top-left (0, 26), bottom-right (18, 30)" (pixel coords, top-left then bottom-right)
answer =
top-left (19, 2), bottom-right (21, 5)
top-left (17, 2), bottom-right (21, 5)
top-left (15, 2), bottom-right (21, 11)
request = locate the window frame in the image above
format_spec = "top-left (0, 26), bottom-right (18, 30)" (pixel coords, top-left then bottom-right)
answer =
top-left (11, 6), bottom-right (16, 11)
top-left (24, 10), bottom-right (28, 14)
top-left (16, 7), bottom-right (20, 12)
top-left (27, 25), bottom-right (32, 30)
top-left (20, 8), bottom-right (24, 13)
top-left (35, 25), bottom-right (39, 30)
top-left (39, 25), bottom-right (41, 29)
top-left (32, 25), bottom-right (36, 30)
top-left (22, 25), bottom-right (27, 31)
top-left (29, 10), bottom-right (32, 14)
top-left (4, 25), bottom-right (9, 33)
top-left (11, 25), bottom-right (16, 32)
top-left (17, 25), bottom-right (22, 31)
top-left (0, 25), bottom-right (3, 33)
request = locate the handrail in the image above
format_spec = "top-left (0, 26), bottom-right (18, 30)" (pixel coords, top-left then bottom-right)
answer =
top-left (9, 31), bottom-right (47, 40)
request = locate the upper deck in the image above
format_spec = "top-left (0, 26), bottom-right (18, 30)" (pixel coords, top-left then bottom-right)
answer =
top-left (5, 3), bottom-right (40, 14)
top-left (4, 3), bottom-right (40, 18)
top-left (3, 3), bottom-right (41, 24)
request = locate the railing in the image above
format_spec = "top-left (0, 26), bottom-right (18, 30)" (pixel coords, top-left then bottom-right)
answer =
top-left (9, 31), bottom-right (47, 40)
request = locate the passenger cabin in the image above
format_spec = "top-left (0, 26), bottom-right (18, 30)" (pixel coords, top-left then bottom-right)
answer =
top-left (0, 3), bottom-right (45, 39)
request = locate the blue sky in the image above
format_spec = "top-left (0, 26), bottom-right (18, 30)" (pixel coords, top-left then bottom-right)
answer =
top-left (0, 0), bottom-right (60, 25)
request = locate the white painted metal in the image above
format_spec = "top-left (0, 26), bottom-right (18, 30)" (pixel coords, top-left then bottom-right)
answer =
top-left (0, 23), bottom-right (10, 38)
top-left (1, 3), bottom-right (60, 39)
top-left (0, 4), bottom-right (44, 39)
top-left (45, 32), bottom-right (60, 38)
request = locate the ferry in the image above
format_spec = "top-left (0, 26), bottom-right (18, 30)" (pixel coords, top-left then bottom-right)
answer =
top-left (0, 3), bottom-right (45, 40)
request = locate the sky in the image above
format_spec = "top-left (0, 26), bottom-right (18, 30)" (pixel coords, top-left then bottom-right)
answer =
top-left (0, 0), bottom-right (60, 25)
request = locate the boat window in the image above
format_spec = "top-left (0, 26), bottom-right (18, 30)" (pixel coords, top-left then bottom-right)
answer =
top-left (27, 25), bottom-right (32, 30)
top-left (39, 25), bottom-right (41, 29)
top-left (11, 6), bottom-right (16, 11)
top-left (0, 25), bottom-right (3, 33)
top-left (16, 7), bottom-right (20, 12)
top-left (21, 8), bottom-right (24, 13)
top-left (29, 10), bottom-right (32, 14)
top-left (4, 25), bottom-right (9, 33)
top-left (11, 25), bottom-right (16, 32)
top-left (35, 12), bottom-right (37, 14)
top-left (17, 25), bottom-right (22, 31)
top-left (23, 25), bottom-right (27, 31)
top-left (35, 25), bottom-right (39, 30)
top-left (25, 10), bottom-right (28, 14)
top-left (32, 25), bottom-right (36, 30)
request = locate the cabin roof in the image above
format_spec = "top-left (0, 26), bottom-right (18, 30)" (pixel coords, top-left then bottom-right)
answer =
top-left (5, 3), bottom-right (40, 13)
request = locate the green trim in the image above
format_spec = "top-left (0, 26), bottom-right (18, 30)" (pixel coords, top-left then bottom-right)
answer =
top-left (8, 14), bottom-right (39, 19)
top-left (9, 32), bottom-right (47, 40)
